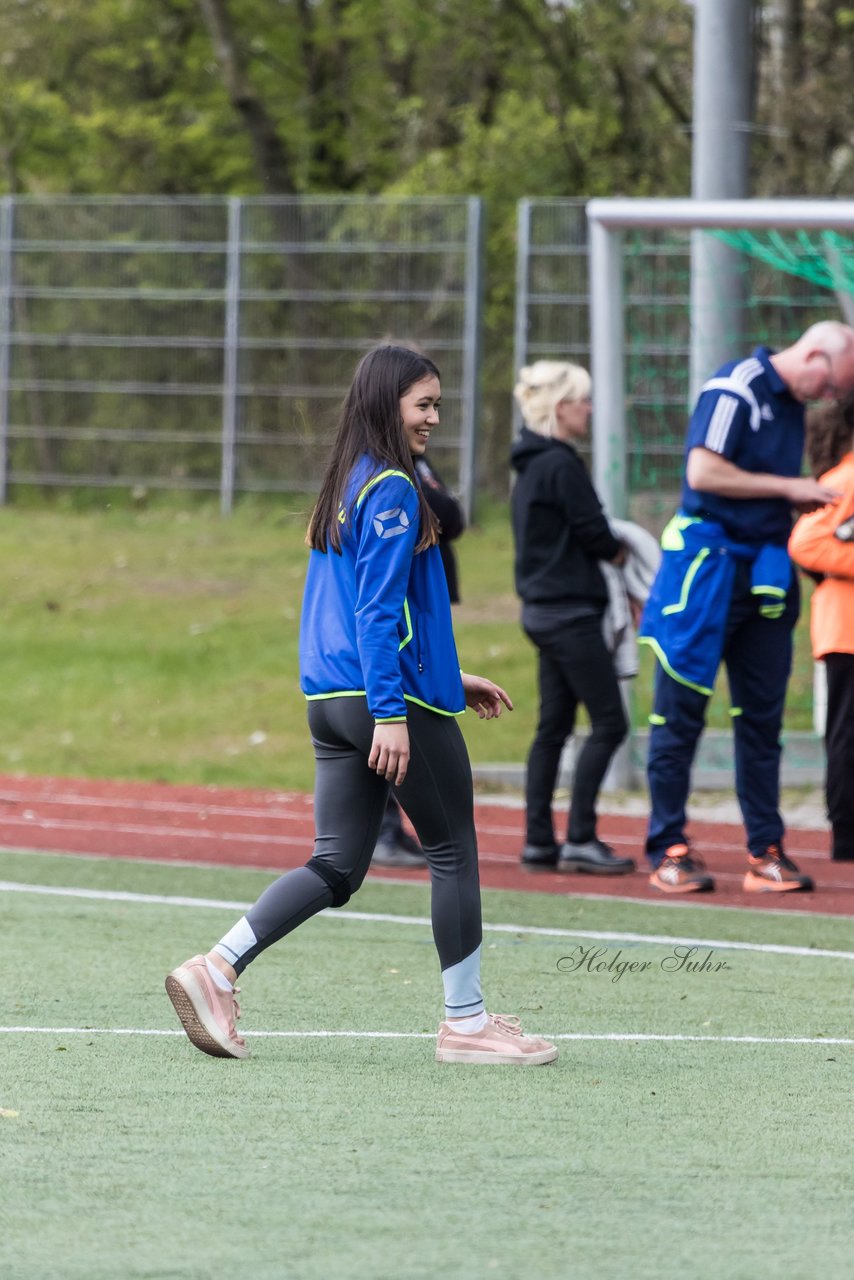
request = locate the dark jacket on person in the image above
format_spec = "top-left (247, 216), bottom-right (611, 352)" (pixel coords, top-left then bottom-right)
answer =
top-left (415, 456), bottom-right (465, 604)
top-left (510, 427), bottom-right (621, 607)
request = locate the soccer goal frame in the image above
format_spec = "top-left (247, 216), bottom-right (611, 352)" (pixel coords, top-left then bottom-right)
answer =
top-left (586, 197), bottom-right (854, 521)
top-left (587, 197), bottom-right (854, 785)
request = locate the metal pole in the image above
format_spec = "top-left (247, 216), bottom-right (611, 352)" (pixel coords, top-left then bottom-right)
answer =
top-left (0, 196), bottom-right (14, 506)
top-left (512, 199), bottom-right (531, 437)
top-left (589, 216), bottom-right (627, 520)
top-left (220, 196), bottom-right (241, 515)
top-left (588, 211), bottom-right (634, 788)
top-left (690, 0), bottom-right (753, 402)
top-left (586, 197), bottom-right (854, 230)
top-left (459, 196), bottom-right (484, 523)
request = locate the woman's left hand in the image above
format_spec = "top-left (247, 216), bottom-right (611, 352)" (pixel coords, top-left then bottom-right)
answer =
top-left (460, 671), bottom-right (513, 720)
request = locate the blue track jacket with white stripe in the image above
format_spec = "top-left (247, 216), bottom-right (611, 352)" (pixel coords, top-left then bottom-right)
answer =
top-left (680, 345), bottom-right (804, 546)
top-left (299, 456), bottom-right (465, 722)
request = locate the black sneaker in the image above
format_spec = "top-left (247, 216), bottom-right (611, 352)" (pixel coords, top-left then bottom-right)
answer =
top-left (372, 839), bottom-right (427, 869)
top-left (558, 838), bottom-right (636, 876)
top-left (396, 829), bottom-right (424, 857)
top-left (520, 843), bottom-right (560, 869)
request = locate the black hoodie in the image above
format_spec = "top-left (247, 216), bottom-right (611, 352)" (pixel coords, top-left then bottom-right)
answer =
top-left (510, 427), bottom-right (621, 609)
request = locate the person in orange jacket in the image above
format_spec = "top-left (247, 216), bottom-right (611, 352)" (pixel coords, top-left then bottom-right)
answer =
top-left (789, 392), bottom-right (854, 862)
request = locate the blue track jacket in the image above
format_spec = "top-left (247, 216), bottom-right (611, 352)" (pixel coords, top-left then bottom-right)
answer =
top-left (299, 457), bottom-right (465, 721)
top-left (638, 514), bottom-right (792, 695)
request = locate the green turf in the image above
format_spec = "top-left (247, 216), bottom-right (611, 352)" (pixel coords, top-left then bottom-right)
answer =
top-left (0, 495), bottom-right (822, 792)
top-left (2, 850), bottom-right (852, 1279)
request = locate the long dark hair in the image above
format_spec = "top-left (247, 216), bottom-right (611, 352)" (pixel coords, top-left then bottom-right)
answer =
top-left (805, 391), bottom-right (854, 479)
top-left (307, 344), bottom-right (442, 554)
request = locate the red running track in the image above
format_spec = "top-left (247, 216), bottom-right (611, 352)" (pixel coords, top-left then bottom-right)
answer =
top-left (0, 773), bottom-right (852, 916)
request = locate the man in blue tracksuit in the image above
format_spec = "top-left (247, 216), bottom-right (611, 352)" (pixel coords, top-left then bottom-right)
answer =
top-left (640, 322), bottom-right (854, 894)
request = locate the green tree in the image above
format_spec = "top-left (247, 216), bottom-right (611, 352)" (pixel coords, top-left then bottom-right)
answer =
top-left (9, 2), bottom-right (854, 488)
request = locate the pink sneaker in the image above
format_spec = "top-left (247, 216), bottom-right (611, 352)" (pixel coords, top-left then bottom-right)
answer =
top-left (165, 954), bottom-right (249, 1059)
top-left (435, 1014), bottom-right (558, 1066)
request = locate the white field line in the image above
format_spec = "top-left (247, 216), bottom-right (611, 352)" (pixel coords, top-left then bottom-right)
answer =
top-left (0, 786), bottom-right (516, 828)
top-left (0, 789), bottom-right (835, 865)
top-left (0, 819), bottom-right (834, 868)
top-left (2, 879), bottom-right (854, 961)
top-left (0, 788), bottom-right (311, 820)
top-left (0, 783), bottom-right (826, 836)
top-left (3, 844), bottom-right (845, 916)
top-left (0, 816), bottom-right (835, 874)
top-left (0, 815), bottom-right (307, 846)
top-left (0, 1025), bottom-right (851, 1047)
top-left (0, 822), bottom-right (833, 883)
top-left (0, 786), bottom-right (777, 856)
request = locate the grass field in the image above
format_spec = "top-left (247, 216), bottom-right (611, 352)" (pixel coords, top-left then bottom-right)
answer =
top-left (2, 847), bottom-right (852, 1279)
top-left (0, 494), bottom-right (820, 793)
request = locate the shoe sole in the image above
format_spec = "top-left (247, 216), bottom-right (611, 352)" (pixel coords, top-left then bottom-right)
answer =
top-left (649, 879), bottom-right (715, 894)
top-left (165, 970), bottom-right (249, 1059)
top-left (435, 1046), bottom-right (559, 1066)
top-left (520, 860), bottom-right (560, 871)
top-left (742, 877), bottom-right (814, 893)
top-left (559, 860), bottom-right (636, 876)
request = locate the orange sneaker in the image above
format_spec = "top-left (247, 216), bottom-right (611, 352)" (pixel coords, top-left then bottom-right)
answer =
top-left (435, 1014), bottom-right (558, 1066)
top-left (165, 954), bottom-right (249, 1059)
top-left (649, 844), bottom-right (715, 894)
top-left (743, 846), bottom-right (814, 893)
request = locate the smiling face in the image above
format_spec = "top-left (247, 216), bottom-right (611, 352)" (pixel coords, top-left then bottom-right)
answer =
top-left (400, 374), bottom-right (441, 457)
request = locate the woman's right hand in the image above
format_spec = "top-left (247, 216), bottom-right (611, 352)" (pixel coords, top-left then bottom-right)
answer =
top-left (369, 722), bottom-right (410, 786)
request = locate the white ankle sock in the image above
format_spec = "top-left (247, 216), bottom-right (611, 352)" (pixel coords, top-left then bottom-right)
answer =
top-left (447, 1011), bottom-right (488, 1035)
top-left (205, 958), bottom-right (233, 992)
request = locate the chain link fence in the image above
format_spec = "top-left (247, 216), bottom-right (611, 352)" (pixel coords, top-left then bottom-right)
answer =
top-left (0, 195), bottom-right (484, 514)
top-left (512, 198), bottom-right (588, 433)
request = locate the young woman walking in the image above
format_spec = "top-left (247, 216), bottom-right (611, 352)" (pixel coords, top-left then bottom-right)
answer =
top-left (166, 345), bottom-right (557, 1066)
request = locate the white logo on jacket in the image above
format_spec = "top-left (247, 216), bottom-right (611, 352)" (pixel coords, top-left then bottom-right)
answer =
top-left (373, 507), bottom-right (410, 538)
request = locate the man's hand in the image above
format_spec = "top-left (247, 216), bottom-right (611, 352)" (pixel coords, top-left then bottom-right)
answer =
top-left (368, 722), bottom-right (410, 786)
top-left (785, 475), bottom-right (841, 513)
top-left (460, 672), bottom-right (513, 720)
top-left (687, 447), bottom-right (840, 511)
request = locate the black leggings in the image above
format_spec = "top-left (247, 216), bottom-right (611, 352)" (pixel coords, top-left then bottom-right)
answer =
top-left (232, 697), bottom-right (482, 976)
top-left (825, 652), bottom-right (854, 859)
top-left (524, 615), bottom-right (627, 846)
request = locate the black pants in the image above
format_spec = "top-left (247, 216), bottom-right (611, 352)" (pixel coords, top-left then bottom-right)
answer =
top-left (524, 615), bottom-right (627, 847)
top-left (233, 697), bottom-right (482, 977)
top-left (825, 653), bottom-right (854, 860)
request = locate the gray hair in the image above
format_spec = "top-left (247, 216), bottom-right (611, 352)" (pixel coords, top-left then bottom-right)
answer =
top-left (513, 360), bottom-right (592, 436)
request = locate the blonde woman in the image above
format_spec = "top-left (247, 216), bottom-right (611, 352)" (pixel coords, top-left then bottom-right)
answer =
top-left (510, 360), bottom-right (635, 875)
